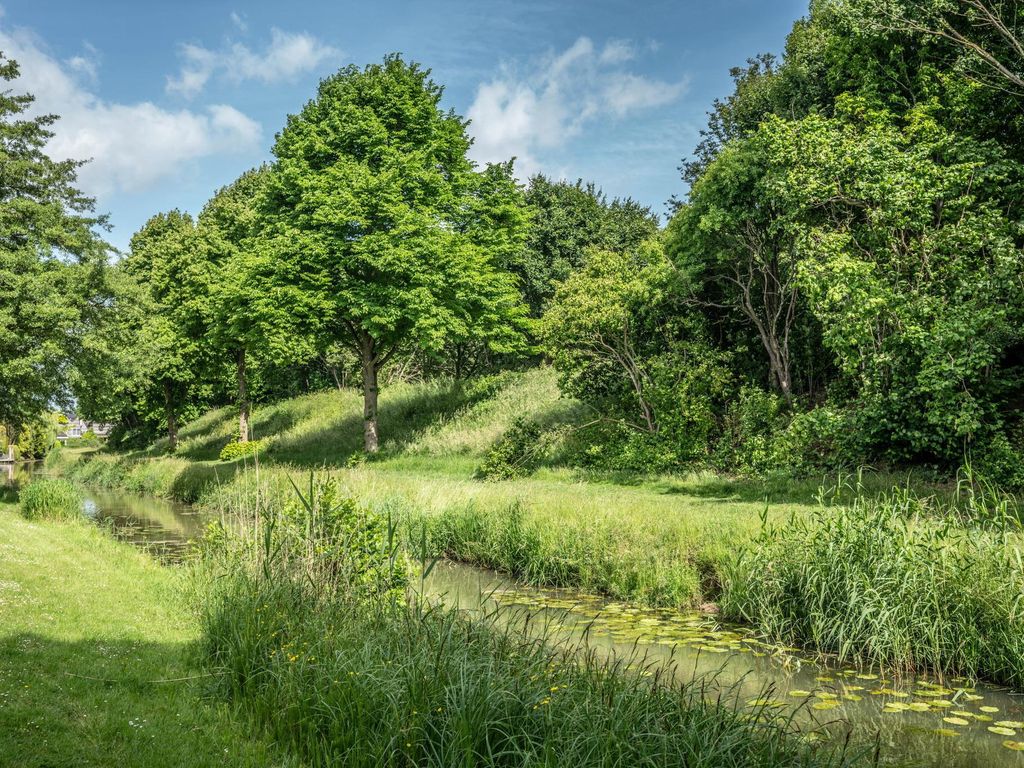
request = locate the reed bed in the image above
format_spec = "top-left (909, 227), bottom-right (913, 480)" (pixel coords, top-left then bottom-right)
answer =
top-left (721, 482), bottom-right (1024, 687)
top-left (18, 477), bottom-right (83, 521)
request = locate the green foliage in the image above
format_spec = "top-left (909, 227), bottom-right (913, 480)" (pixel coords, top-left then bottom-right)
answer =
top-left (258, 55), bottom-right (528, 452)
top-left (0, 54), bottom-right (111, 433)
top-left (722, 483), bottom-right (1024, 686)
top-left (16, 415), bottom-right (58, 461)
top-left (518, 175), bottom-right (660, 316)
top-left (218, 438), bottom-right (268, 463)
top-left (475, 418), bottom-right (544, 480)
top-left (194, 480), bottom-right (845, 768)
top-left (19, 478), bottom-right (82, 521)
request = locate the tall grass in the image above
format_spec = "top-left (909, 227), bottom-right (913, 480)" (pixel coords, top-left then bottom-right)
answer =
top-left (721, 482), bottom-right (1024, 686)
top-left (193, 480), bottom-right (861, 768)
top-left (19, 477), bottom-right (82, 521)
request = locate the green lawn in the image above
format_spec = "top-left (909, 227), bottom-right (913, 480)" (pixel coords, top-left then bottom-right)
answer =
top-left (0, 503), bottom-right (285, 768)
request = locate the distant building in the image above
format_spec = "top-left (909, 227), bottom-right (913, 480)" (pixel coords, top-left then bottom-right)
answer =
top-left (56, 418), bottom-right (113, 442)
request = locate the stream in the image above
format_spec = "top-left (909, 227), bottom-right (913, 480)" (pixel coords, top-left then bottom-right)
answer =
top-left (5, 470), bottom-right (1023, 767)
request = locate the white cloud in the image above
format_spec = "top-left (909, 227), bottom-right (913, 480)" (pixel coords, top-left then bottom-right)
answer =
top-left (599, 40), bottom-right (635, 65)
top-left (0, 24), bottom-right (262, 197)
top-left (229, 12), bottom-right (248, 33)
top-left (467, 36), bottom-right (686, 177)
top-left (167, 28), bottom-right (340, 98)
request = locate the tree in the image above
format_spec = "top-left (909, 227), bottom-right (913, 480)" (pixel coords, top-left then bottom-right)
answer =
top-left (668, 134), bottom-right (806, 405)
top-left (847, 0), bottom-right (1024, 91)
top-left (540, 242), bottom-right (675, 433)
top-left (518, 176), bottom-right (660, 316)
top-left (122, 211), bottom-right (212, 452)
top-left (0, 54), bottom-right (111, 437)
top-left (258, 55), bottom-right (529, 452)
top-left (200, 166), bottom-right (298, 443)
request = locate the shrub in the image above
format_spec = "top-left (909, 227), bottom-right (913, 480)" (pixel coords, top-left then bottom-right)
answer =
top-left (19, 478), bottom-right (83, 521)
top-left (721, 485), bottom-right (1024, 686)
top-left (475, 418), bottom-right (544, 480)
top-left (219, 438), bottom-right (267, 463)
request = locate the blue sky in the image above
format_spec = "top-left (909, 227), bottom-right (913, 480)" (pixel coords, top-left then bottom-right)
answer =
top-left (2, 0), bottom-right (807, 251)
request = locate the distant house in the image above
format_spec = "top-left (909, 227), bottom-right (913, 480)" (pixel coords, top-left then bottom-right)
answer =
top-left (56, 418), bottom-right (113, 442)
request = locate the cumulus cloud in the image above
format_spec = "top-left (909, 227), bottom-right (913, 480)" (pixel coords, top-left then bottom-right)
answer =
top-left (0, 24), bottom-right (262, 197)
top-left (167, 28), bottom-right (340, 98)
top-left (467, 37), bottom-right (687, 177)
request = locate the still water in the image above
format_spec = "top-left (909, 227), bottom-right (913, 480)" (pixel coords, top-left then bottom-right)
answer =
top-left (5, 470), bottom-right (1022, 766)
top-left (421, 566), bottom-right (1024, 767)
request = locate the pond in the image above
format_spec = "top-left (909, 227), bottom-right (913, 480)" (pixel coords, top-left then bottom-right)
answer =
top-left (5, 472), bottom-right (1023, 767)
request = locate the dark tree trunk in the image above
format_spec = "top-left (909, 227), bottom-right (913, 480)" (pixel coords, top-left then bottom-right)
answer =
top-left (237, 348), bottom-right (250, 443)
top-left (360, 338), bottom-right (380, 453)
top-left (163, 380), bottom-right (178, 453)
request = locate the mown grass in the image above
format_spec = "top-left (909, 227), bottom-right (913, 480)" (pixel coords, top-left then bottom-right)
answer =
top-left (193, 483), bottom-right (864, 768)
top-left (0, 503), bottom-right (284, 768)
top-left (721, 483), bottom-right (1024, 687)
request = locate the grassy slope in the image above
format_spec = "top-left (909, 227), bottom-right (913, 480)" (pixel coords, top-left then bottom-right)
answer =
top-left (54, 367), bottom-right (898, 608)
top-left (0, 503), bottom-right (283, 768)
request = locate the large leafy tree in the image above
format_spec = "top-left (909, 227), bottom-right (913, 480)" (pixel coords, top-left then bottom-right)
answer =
top-left (122, 211), bottom-right (212, 451)
top-left (201, 166), bottom-right (303, 443)
top-left (0, 54), bottom-right (110, 435)
top-left (259, 55), bottom-right (528, 452)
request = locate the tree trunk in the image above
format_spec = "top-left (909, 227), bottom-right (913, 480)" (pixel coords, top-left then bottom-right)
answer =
top-left (237, 348), bottom-right (250, 443)
top-left (360, 340), bottom-right (380, 453)
top-left (163, 381), bottom-right (178, 453)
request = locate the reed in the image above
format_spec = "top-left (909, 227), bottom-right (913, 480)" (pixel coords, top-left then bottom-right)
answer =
top-left (721, 479), bottom-right (1024, 686)
top-left (192, 478), bottom-right (862, 768)
top-left (18, 477), bottom-right (82, 521)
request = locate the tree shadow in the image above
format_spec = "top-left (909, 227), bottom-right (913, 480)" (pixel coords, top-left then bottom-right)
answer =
top-left (266, 379), bottom-right (508, 468)
top-left (0, 633), bottom-right (274, 767)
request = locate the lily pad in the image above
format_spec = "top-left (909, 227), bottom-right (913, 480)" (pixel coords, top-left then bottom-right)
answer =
top-left (943, 717), bottom-right (970, 726)
top-left (1003, 741), bottom-right (1024, 751)
top-left (989, 727), bottom-right (1017, 736)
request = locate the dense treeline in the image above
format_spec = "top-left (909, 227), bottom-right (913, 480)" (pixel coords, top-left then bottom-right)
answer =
top-left (4, 1), bottom-right (1024, 484)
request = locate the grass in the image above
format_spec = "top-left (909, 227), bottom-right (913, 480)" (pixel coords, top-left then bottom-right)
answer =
top-left (193, 481), bottom-right (865, 768)
top-left (721, 482), bottom-right (1024, 687)
top-left (0, 502), bottom-right (285, 768)
top-left (50, 369), bottom-right (964, 613)
top-left (17, 477), bottom-right (82, 520)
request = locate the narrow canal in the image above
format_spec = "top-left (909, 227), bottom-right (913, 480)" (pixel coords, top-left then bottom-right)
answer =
top-left (6, 471), bottom-right (1023, 767)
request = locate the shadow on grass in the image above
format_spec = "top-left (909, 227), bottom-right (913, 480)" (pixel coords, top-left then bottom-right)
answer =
top-left (0, 633), bottom-right (272, 768)
top-left (267, 378), bottom-right (508, 469)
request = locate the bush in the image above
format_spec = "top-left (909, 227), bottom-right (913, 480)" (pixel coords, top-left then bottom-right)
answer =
top-left (475, 418), bottom-right (544, 480)
top-left (721, 484), bottom-right (1024, 686)
top-left (219, 438), bottom-right (267, 463)
top-left (19, 478), bottom-right (83, 521)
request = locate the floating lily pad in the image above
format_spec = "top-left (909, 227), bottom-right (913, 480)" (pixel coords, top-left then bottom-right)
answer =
top-left (788, 690), bottom-right (812, 698)
top-left (908, 703), bottom-right (932, 712)
top-left (856, 673), bottom-right (879, 680)
top-left (943, 717), bottom-right (970, 726)
top-left (989, 726), bottom-right (1017, 736)
top-left (812, 701), bottom-right (841, 711)
top-left (933, 728), bottom-right (959, 738)
top-left (996, 721), bottom-right (1024, 729)
top-left (1003, 741), bottom-right (1024, 751)
top-left (979, 706), bottom-right (1000, 713)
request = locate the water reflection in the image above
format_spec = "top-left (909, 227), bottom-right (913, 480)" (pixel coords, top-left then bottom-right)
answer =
top-left (80, 489), bottom-right (211, 562)
top-left (422, 561), bottom-right (1024, 768)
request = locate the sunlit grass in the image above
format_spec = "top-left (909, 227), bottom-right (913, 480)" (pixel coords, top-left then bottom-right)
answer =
top-left (0, 504), bottom-right (283, 768)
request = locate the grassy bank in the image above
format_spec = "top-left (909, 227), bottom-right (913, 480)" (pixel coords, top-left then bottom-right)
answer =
top-left (193, 480), bottom-right (863, 768)
top-left (49, 368), bottom-right (1024, 687)
top-left (0, 501), bottom-right (281, 768)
